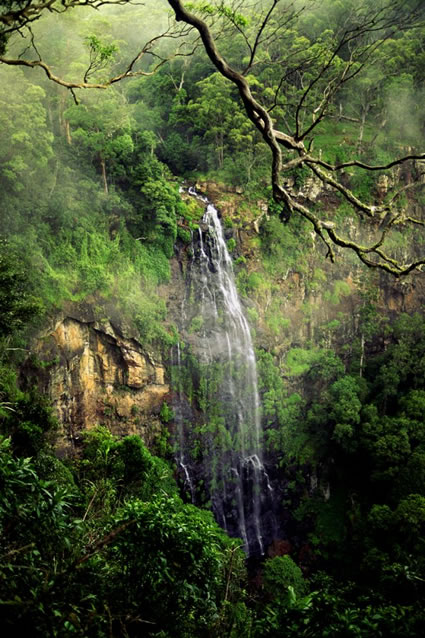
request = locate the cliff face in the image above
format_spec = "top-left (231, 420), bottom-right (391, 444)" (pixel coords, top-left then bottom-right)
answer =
top-left (193, 180), bottom-right (425, 342)
top-left (27, 181), bottom-right (425, 453)
top-left (28, 315), bottom-right (169, 454)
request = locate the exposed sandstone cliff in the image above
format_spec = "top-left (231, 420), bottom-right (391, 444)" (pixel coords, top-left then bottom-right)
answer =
top-left (27, 314), bottom-right (169, 454)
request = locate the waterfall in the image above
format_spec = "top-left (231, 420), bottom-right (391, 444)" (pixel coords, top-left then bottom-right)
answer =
top-left (173, 188), bottom-right (275, 556)
top-left (173, 342), bottom-right (195, 503)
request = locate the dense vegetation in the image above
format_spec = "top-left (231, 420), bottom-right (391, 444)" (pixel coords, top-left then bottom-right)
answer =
top-left (1, 1), bottom-right (425, 636)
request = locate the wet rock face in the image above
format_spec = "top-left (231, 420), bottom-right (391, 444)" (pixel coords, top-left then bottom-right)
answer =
top-left (29, 316), bottom-right (169, 453)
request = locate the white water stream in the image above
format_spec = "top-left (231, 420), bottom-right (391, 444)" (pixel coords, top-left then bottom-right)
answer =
top-left (173, 188), bottom-right (275, 556)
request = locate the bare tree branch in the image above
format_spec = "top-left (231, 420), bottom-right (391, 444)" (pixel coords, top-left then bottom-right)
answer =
top-left (310, 154), bottom-right (425, 173)
top-left (0, 26), bottom-right (196, 98)
top-left (167, 0), bottom-right (425, 276)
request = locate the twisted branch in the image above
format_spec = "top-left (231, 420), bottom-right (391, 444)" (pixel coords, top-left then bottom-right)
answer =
top-left (168, 0), bottom-right (425, 276)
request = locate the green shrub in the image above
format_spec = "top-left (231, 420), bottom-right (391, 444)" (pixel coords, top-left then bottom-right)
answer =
top-left (263, 555), bottom-right (307, 599)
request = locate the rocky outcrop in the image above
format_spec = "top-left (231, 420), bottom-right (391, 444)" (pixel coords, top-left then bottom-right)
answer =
top-left (27, 315), bottom-right (169, 454)
top-left (180, 180), bottom-right (425, 358)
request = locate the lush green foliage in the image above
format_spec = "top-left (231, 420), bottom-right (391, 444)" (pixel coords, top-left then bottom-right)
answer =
top-left (254, 312), bottom-right (425, 636)
top-left (0, 241), bottom-right (42, 339)
top-left (0, 61), bottom-right (181, 349)
top-left (0, 421), bottom-right (247, 637)
top-left (1, 2), bottom-right (425, 636)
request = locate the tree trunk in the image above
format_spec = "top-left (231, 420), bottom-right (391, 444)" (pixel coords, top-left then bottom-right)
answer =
top-left (100, 155), bottom-right (108, 195)
top-left (65, 119), bottom-right (72, 145)
top-left (359, 333), bottom-right (365, 377)
top-left (357, 103), bottom-right (370, 152)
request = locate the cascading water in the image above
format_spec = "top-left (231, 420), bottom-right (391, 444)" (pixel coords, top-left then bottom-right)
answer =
top-left (172, 188), bottom-right (276, 556)
top-left (171, 342), bottom-right (195, 502)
